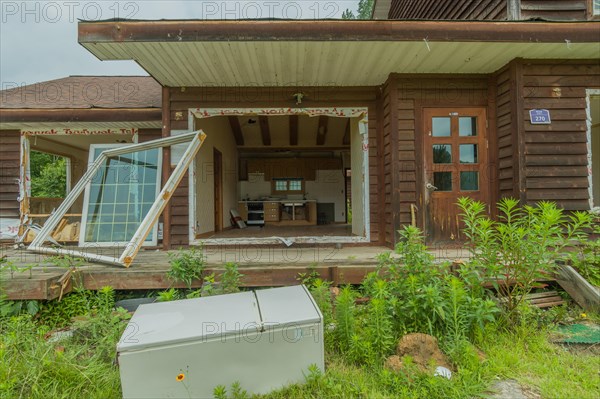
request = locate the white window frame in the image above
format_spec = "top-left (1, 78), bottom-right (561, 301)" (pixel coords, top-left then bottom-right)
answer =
top-left (28, 130), bottom-right (206, 267)
top-left (79, 143), bottom-right (162, 247)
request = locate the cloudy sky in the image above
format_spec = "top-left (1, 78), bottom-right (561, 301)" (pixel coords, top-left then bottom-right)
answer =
top-left (1, 1), bottom-right (358, 88)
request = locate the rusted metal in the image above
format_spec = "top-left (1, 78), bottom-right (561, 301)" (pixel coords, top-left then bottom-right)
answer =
top-left (78, 20), bottom-right (600, 44)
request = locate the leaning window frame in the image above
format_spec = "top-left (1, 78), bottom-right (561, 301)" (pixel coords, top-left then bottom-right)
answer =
top-left (28, 130), bottom-right (206, 267)
top-left (79, 143), bottom-right (161, 247)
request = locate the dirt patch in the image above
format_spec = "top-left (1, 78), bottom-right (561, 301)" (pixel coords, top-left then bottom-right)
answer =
top-left (385, 333), bottom-right (452, 372)
top-left (489, 380), bottom-right (541, 399)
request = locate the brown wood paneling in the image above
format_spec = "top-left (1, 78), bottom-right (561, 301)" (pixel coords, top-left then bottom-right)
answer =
top-left (0, 130), bottom-right (21, 219)
top-left (388, 0), bottom-right (508, 20)
top-left (519, 60), bottom-right (600, 210)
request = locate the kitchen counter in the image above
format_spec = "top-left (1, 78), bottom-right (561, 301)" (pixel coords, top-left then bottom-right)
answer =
top-left (238, 200), bottom-right (317, 225)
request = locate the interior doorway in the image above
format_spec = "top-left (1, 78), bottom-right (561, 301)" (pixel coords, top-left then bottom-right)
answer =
top-left (588, 92), bottom-right (600, 208)
top-left (213, 147), bottom-right (223, 232)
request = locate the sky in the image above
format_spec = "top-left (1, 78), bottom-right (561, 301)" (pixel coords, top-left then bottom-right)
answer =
top-left (0, 0), bottom-right (359, 88)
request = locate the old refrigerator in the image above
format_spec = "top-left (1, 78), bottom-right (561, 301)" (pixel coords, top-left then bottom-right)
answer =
top-left (117, 285), bottom-right (324, 398)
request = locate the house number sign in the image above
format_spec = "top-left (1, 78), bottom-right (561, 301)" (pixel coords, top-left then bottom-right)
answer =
top-left (529, 109), bottom-right (551, 124)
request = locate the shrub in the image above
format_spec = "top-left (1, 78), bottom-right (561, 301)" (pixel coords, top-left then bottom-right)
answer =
top-left (458, 197), bottom-right (592, 322)
top-left (167, 247), bottom-right (206, 289)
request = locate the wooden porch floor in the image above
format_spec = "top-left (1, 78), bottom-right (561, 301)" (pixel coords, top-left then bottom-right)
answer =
top-left (0, 243), bottom-right (471, 301)
top-left (206, 224), bottom-right (353, 238)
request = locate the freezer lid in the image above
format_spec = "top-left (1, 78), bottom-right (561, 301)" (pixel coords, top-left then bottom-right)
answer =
top-left (117, 291), bottom-right (261, 352)
top-left (254, 285), bottom-right (322, 328)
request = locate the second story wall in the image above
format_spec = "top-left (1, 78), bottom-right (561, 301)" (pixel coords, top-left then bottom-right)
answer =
top-left (385, 0), bottom-right (594, 21)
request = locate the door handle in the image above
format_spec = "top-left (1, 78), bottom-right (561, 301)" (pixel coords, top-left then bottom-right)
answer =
top-left (426, 183), bottom-right (438, 191)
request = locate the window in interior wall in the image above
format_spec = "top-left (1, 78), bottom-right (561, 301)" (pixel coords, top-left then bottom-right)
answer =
top-left (272, 178), bottom-right (304, 194)
top-left (594, 0), bottom-right (600, 15)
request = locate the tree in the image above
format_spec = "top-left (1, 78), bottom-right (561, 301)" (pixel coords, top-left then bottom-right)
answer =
top-left (342, 0), bottom-right (374, 20)
top-left (30, 151), bottom-right (67, 198)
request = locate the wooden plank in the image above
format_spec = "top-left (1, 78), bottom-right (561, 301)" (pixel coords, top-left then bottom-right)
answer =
top-left (316, 115), bottom-right (328, 146)
top-left (258, 116), bottom-right (271, 146)
top-left (555, 265), bottom-right (600, 312)
top-left (162, 86), bottom-right (172, 250)
top-left (289, 114), bottom-right (299, 146)
top-left (228, 116), bottom-right (244, 146)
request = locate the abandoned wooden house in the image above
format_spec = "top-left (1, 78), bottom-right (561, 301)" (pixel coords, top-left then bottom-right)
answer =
top-left (0, 1), bottom-right (598, 297)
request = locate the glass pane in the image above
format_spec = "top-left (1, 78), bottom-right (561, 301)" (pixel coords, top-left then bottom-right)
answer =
top-left (433, 144), bottom-right (452, 164)
top-left (433, 172), bottom-right (452, 192)
top-left (289, 180), bottom-right (302, 191)
top-left (459, 144), bottom-right (478, 164)
top-left (432, 117), bottom-right (451, 137)
top-left (84, 147), bottom-right (160, 243)
top-left (459, 117), bottom-right (477, 136)
top-left (275, 180), bottom-right (287, 191)
top-left (460, 171), bottom-right (479, 191)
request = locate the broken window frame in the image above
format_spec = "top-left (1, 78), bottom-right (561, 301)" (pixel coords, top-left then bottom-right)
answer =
top-left (79, 143), bottom-right (162, 247)
top-left (28, 130), bottom-right (206, 267)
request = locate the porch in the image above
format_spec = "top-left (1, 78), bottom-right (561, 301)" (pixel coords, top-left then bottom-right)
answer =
top-left (0, 244), bottom-right (470, 300)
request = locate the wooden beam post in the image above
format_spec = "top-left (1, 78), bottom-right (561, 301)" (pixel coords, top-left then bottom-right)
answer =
top-left (161, 86), bottom-right (172, 249)
top-left (228, 116), bottom-right (244, 146)
top-left (342, 118), bottom-right (350, 146)
top-left (507, 0), bottom-right (522, 20)
top-left (317, 115), bottom-right (328, 145)
top-left (258, 116), bottom-right (271, 146)
top-left (289, 114), bottom-right (299, 146)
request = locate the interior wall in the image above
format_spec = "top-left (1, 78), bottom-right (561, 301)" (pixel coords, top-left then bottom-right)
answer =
top-left (306, 170), bottom-right (346, 222)
top-left (194, 116), bottom-right (238, 235)
top-left (350, 117), bottom-right (365, 236)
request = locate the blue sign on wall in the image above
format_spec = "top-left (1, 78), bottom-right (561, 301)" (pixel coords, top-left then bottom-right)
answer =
top-left (529, 109), bottom-right (551, 124)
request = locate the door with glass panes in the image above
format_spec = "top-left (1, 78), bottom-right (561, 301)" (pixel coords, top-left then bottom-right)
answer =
top-left (423, 108), bottom-right (489, 242)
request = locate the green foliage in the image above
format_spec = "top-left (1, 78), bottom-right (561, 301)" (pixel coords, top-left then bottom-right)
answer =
top-left (342, 0), bottom-right (374, 19)
top-left (213, 382), bottom-right (249, 399)
top-left (30, 150), bottom-right (67, 198)
top-left (167, 247), bottom-right (206, 289)
top-left (157, 287), bottom-right (180, 302)
top-left (0, 287), bottom-right (127, 398)
top-left (458, 197), bottom-right (592, 322)
top-left (334, 286), bottom-right (356, 354)
top-left (296, 263), bottom-right (321, 288)
top-left (569, 211), bottom-right (600, 286)
top-left (308, 279), bottom-right (334, 352)
top-left (38, 287), bottom-right (116, 328)
top-left (220, 262), bottom-right (243, 294)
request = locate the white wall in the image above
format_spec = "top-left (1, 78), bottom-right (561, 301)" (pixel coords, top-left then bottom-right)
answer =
top-left (350, 117), bottom-right (365, 236)
top-left (194, 117), bottom-right (238, 235)
top-left (306, 170), bottom-right (346, 222)
top-left (239, 173), bottom-right (271, 199)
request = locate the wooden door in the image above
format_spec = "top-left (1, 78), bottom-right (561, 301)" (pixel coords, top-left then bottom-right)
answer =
top-left (213, 148), bottom-right (223, 232)
top-left (423, 108), bottom-right (489, 243)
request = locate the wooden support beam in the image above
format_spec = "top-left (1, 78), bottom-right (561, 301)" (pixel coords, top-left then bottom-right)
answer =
top-left (161, 86), bottom-right (172, 249)
top-left (289, 115), bottom-right (299, 146)
top-left (342, 118), bottom-right (350, 146)
top-left (228, 116), bottom-right (244, 146)
top-left (317, 115), bottom-right (328, 145)
top-left (258, 116), bottom-right (271, 146)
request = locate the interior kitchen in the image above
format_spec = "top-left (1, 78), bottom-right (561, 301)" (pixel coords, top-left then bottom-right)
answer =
top-left (190, 111), bottom-right (368, 242)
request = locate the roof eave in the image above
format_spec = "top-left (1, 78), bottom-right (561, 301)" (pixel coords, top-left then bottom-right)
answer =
top-left (0, 108), bottom-right (162, 124)
top-left (78, 19), bottom-right (600, 44)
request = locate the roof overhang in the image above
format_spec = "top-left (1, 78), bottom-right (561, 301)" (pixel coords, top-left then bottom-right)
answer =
top-left (78, 20), bottom-right (600, 87)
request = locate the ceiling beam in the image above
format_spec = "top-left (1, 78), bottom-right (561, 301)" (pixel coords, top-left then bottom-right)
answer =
top-left (228, 116), bottom-right (244, 146)
top-left (289, 115), bottom-right (298, 146)
top-left (342, 118), bottom-right (351, 146)
top-left (258, 116), bottom-right (271, 146)
top-left (316, 115), bottom-right (328, 146)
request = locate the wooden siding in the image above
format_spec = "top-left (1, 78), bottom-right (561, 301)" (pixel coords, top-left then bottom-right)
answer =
top-left (520, 0), bottom-right (589, 20)
top-left (520, 60), bottom-right (600, 209)
top-left (168, 87), bottom-right (383, 244)
top-left (495, 65), bottom-right (517, 198)
top-left (0, 130), bottom-right (21, 219)
top-left (388, 0), bottom-right (507, 20)
top-left (387, 0), bottom-right (590, 20)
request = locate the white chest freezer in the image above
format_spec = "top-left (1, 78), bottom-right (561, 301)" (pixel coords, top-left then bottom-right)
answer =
top-left (117, 285), bottom-right (324, 399)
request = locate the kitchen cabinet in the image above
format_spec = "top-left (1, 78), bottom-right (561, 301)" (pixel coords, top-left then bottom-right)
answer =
top-left (264, 201), bottom-right (280, 222)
